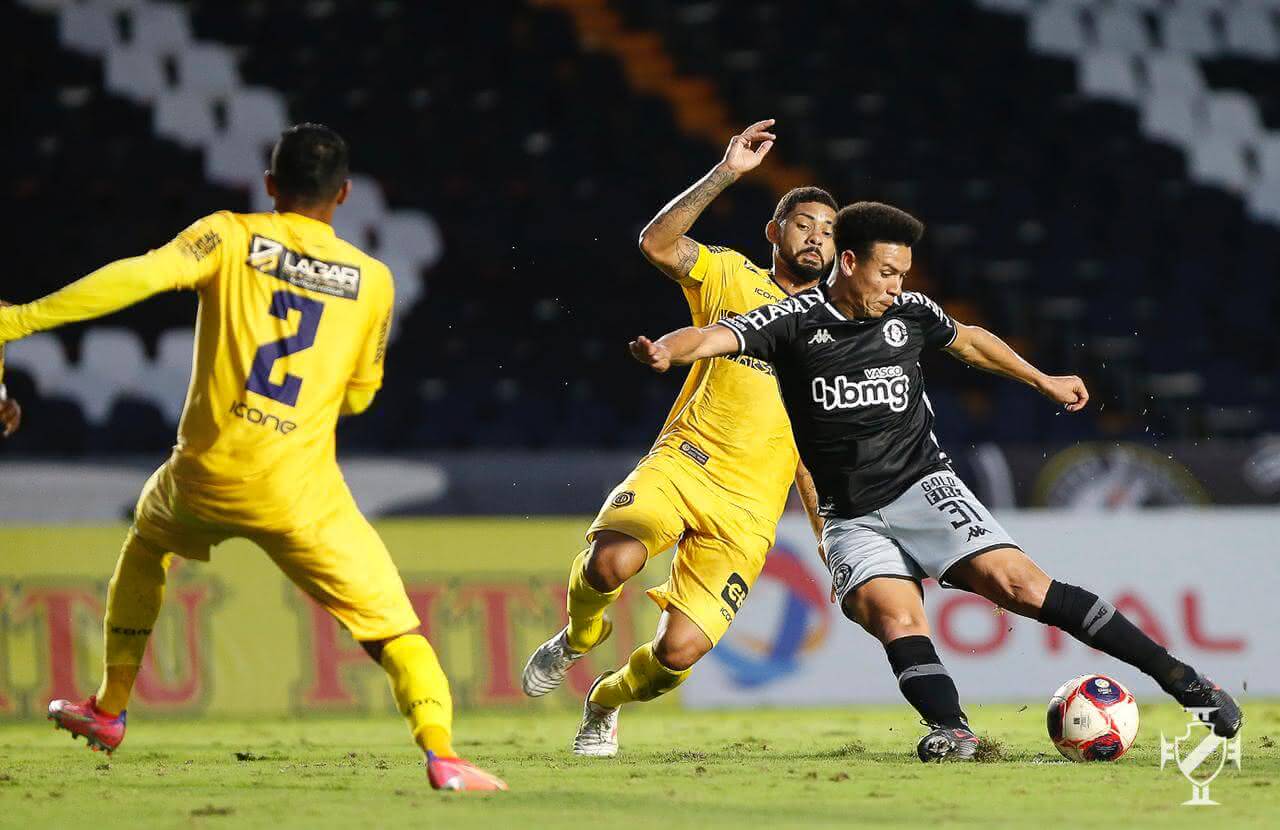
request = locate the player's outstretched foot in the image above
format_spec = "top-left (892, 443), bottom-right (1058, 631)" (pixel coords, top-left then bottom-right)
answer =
top-left (48, 696), bottom-right (126, 755)
top-left (572, 673), bottom-right (619, 758)
top-left (522, 617), bottom-right (613, 698)
top-left (1175, 675), bottom-right (1243, 738)
top-left (916, 725), bottom-right (979, 762)
top-left (426, 752), bottom-right (508, 791)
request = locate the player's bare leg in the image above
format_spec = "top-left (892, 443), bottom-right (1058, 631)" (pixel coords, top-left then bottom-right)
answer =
top-left (362, 633), bottom-right (507, 791)
top-left (844, 577), bottom-right (979, 762)
top-left (574, 608), bottom-right (708, 757)
top-left (49, 530), bottom-right (171, 754)
top-left (522, 530), bottom-right (642, 697)
top-left (950, 546), bottom-right (1242, 738)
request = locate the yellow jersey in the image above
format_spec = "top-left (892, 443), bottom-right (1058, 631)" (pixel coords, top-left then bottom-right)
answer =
top-left (646, 243), bottom-right (799, 521)
top-left (0, 211), bottom-right (393, 523)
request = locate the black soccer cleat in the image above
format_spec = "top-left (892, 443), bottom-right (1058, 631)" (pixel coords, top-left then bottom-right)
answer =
top-left (1175, 675), bottom-right (1243, 738)
top-left (916, 725), bottom-right (979, 762)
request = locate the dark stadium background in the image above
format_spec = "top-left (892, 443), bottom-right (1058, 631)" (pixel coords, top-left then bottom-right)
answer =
top-left (4, 0), bottom-right (1279, 512)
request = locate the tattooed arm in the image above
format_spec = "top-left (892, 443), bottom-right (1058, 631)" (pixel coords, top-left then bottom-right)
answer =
top-left (637, 119), bottom-right (777, 281)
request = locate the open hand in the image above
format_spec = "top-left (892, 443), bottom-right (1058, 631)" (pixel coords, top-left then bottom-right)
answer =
top-left (718, 119), bottom-right (777, 176)
top-left (629, 336), bottom-right (672, 373)
top-left (1038, 374), bottom-right (1089, 412)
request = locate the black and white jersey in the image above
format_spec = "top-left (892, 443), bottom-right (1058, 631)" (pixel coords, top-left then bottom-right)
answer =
top-left (718, 288), bottom-right (959, 519)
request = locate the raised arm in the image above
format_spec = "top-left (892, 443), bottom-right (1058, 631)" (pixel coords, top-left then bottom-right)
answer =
top-left (945, 322), bottom-right (1089, 412)
top-left (0, 214), bottom-right (226, 343)
top-left (637, 119), bottom-right (776, 280)
top-left (628, 324), bottom-right (741, 372)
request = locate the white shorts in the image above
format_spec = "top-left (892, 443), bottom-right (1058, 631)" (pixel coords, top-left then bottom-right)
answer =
top-left (821, 469), bottom-right (1019, 604)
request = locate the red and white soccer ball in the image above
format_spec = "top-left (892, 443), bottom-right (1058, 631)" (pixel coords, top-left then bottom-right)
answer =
top-left (1046, 674), bottom-right (1139, 762)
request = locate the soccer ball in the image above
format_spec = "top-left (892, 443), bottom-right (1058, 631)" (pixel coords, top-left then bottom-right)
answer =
top-left (1046, 674), bottom-right (1139, 761)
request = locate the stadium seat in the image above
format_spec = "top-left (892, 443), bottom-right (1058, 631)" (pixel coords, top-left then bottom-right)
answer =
top-left (153, 328), bottom-right (195, 424)
top-left (1205, 91), bottom-right (1265, 141)
top-left (1257, 136), bottom-right (1280, 180)
top-left (73, 329), bottom-right (148, 423)
top-left (1141, 92), bottom-right (1203, 145)
top-left (375, 212), bottom-right (445, 272)
top-left (4, 334), bottom-right (72, 396)
top-left (1079, 51), bottom-right (1140, 101)
top-left (175, 44), bottom-right (239, 95)
top-left (1142, 53), bottom-right (1206, 96)
top-left (1188, 134), bottom-right (1250, 190)
top-left (1030, 4), bottom-right (1089, 55)
top-left (153, 91), bottom-right (217, 149)
top-left (1224, 3), bottom-right (1280, 59)
top-left (204, 133), bottom-right (270, 188)
top-left (223, 88), bottom-right (288, 145)
top-left (104, 44), bottom-right (167, 102)
top-left (1160, 5), bottom-right (1222, 56)
top-left (1248, 177), bottom-right (1280, 221)
top-left (127, 2), bottom-right (192, 52)
top-left (60, 4), bottom-right (118, 54)
top-left (1093, 6), bottom-right (1154, 53)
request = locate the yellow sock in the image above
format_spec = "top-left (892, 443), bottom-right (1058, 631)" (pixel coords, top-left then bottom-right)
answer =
top-left (380, 634), bottom-right (455, 757)
top-left (565, 548), bottom-right (621, 653)
top-left (589, 643), bottom-right (690, 709)
top-left (96, 531), bottom-right (171, 715)
top-left (96, 666), bottom-right (140, 717)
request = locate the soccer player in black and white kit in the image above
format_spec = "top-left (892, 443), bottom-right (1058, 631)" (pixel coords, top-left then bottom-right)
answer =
top-left (629, 202), bottom-right (1243, 761)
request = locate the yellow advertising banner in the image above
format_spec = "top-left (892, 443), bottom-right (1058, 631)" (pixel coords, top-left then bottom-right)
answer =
top-left (0, 519), bottom-right (672, 718)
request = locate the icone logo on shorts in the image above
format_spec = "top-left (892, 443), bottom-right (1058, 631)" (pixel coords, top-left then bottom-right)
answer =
top-left (811, 366), bottom-right (910, 412)
top-left (710, 547), bottom-right (831, 689)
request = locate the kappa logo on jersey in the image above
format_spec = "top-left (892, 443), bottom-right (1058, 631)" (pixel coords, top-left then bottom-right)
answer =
top-left (247, 235), bottom-right (362, 300)
top-left (811, 365), bottom-right (910, 412)
top-left (966, 525), bottom-right (991, 541)
top-left (721, 573), bottom-right (749, 614)
top-left (808, 328), bottom-right (835, 345)
top-left (883, 318), bottom-right (908, 348)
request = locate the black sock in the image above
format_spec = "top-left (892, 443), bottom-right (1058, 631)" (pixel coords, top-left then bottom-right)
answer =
top-left (884, 635), bottom-right (968, 730)
top-left (1039, 580), bottom-right (1195, 694)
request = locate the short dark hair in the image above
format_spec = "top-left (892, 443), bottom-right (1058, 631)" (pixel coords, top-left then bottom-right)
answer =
top-left (833, 201), bottom-right (924, 259)
top-left (270, 123), bottom-right (349, 202)
top-left (772, 186), bottom-right (837, 223)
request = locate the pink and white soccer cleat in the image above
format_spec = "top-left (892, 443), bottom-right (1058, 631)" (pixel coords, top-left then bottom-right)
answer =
top-left (426, 752), bottom-right (509, 791)
top-left (48, 696), bottom-right (126, 754)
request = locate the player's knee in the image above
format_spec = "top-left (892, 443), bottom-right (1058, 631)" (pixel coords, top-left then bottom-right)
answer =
top-left (986, 565), bottom-right (1049, 615)
top-left (586, 532), bottom-right (646, 591)
top-left (869, 610), bottom-right (929, 643)
top-left (652, 631), bottom-right (709, 672)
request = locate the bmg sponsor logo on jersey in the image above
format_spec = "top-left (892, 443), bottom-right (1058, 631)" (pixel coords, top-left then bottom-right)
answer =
top-left (811, 365), bottom-right (910, 412)
top-left (247, 235), bottom-right (362, 300)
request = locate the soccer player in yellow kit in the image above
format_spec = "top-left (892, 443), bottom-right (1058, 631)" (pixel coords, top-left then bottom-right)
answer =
top-left (522, 120), bottom-right (836, 756)
top-left (0, 124), bottom-right (505, 791)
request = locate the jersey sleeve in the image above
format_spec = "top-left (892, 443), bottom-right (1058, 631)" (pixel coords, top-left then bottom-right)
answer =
top-left (677, 244), bottom-right (742, 319)
top-left (0, 212), bottom-right (230, 342)
top-left (900, 292), bottom-right (957, 349)
top-left (347, 265), bottom-right (394, 393)
top-left (717, 297), bottom-right (803, 363)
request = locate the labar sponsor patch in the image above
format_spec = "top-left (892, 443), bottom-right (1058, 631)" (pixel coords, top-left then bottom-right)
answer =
top-left (247, 235), bottom-right (362, 300)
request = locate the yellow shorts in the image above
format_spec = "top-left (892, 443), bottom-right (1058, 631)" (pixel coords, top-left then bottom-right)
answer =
top-left (132, 463), bottom-right (420, 641)
top-left (587, 455), bottom-right (777, 645)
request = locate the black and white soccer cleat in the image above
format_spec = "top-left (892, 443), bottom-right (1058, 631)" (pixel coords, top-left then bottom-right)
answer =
top-left (916, 725), bottom-right (980, 763)
top-left (1175, 675), bottom-right (1243, 739)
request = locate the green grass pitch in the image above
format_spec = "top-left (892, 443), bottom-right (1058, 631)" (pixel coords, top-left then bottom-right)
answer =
top-left (1, 703), bottom-right (1276, 829)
